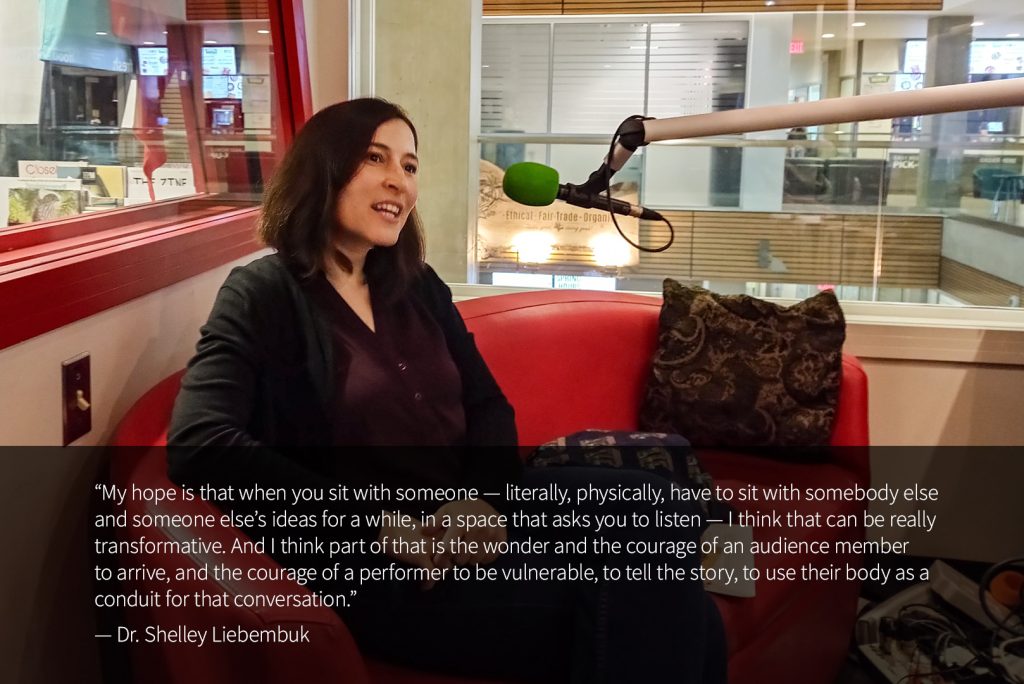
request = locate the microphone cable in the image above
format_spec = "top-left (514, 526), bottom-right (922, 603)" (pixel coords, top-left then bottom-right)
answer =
top-left (603, 115), bottom-right (675, 253)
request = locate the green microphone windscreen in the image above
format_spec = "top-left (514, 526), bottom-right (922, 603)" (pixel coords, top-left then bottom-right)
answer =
top-left (502, 162), bottom-right (560, 207)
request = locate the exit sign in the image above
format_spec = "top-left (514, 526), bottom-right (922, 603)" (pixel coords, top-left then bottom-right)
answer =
top-left (790, 41), bottom-right (805, 54)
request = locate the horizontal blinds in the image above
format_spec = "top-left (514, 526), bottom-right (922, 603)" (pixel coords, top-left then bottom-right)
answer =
top-left (550, 23), bottom-right (648, 133)
top-left (634, 211), bottom-right (941, 288)
top-left (483, 0), bottom-right (942, 13)
top-left (700, 0), bottom-right (846, 11)
top-left (185, 0), bottom-right (269, 21)
top-left (481, 24), bottom-right (551, 134)
top-left (939, 257), bottom-right (1024, 307)
top-left (647, 22), bottom-right (748, 119)
top-left (563, 0), bottom-right (702, 13)
top-left (484, 0), bottom-right (563, 13)
top-left (483, 21), bottom-right (749, 133)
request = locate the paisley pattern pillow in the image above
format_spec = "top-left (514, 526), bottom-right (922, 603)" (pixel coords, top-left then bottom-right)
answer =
top-left (639, 280), bottom-right (845, 448)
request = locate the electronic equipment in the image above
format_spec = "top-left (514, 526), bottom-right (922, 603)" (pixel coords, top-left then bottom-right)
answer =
top-left (856, 560), bottom-right (1024, 683)
top-left (136, 46), bottom-right (168, 76)
top-left (211, 108), bottom-right (235, 128)
top-left (201, 46), bottom-right (237, 75)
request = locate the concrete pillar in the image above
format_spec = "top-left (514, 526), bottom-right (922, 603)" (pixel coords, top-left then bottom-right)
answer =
top-left (374, 0), bottom-right (480, 282)
top-left (739, 14), bottom-right (792, 212)
top-left (302, 0), bottom-right (349, 112)
top-left (917, 16), bottom-right (972, 209)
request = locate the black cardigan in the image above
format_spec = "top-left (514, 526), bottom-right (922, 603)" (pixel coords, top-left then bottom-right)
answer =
top-left (167, 254), bottom-right (520, 524)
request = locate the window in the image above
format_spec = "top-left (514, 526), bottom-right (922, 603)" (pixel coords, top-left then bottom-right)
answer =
top-left (0, 0), bottom-right (309, 351)
top-left (0, 0), bottom-right (291, 234)
top-left (478, 14), bottom-right (1024, 310)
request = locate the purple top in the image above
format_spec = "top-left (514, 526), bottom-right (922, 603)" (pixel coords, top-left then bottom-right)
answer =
top-left (306, 273), bottom-right (467, 448)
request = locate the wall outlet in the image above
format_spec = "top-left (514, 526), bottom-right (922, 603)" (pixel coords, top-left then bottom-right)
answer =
top-left (62, 353), bottom-right (91, 445)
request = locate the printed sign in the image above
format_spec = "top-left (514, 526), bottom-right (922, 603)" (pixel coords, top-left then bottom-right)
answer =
top-left (18, 160), bottom-right (87, 180)
top-left (477, 160), bottom-right (640, 268)
top-left (137, 47), bottom-right (168, 76)
top-left (970, 40), bottom-right (1024, 75)
top-left (202, 46), bottom-right (237, 75)
top-left (126, 165), bottom-right (196, 202)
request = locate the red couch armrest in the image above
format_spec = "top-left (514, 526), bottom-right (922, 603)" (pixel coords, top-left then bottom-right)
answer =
top-left (829, 354), bottom-right (870, 479)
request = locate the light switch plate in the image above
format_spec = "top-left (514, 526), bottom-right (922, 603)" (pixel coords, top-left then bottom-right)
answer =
top-left (62, 353), bottom-right (91, 446)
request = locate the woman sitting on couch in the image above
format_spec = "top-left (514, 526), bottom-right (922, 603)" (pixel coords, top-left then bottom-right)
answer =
top-left (169, 97), bottom-right (725, 683)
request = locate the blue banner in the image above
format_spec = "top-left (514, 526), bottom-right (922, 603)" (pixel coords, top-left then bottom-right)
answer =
top-left (39, 0), bottom-right (132, 73)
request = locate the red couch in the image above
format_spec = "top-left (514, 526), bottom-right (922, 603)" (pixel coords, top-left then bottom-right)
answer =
top-left (110, 289), bottom-right (870, 684)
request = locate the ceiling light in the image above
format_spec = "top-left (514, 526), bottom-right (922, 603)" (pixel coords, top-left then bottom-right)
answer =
top-left (1008, 33), bottom-right (1021, 38)
top-left (204, 39), bottom-right (218, 44)
top-left (143, 41), bottom-right (155, 45)
top-left (96, 31), bottom-right (107, 36)
top-left (765, 0), bottom-right (776, 5)
top-left (971, 21), bottom-right (984, 27)
top-left (852, 22), bottom-right (866, 28)
top-left (257, 29), bottom-right (270, 34)
top-left (822, 33), bottom-right (835, 38)
top-left (162, 31), bottom-right (168, 34)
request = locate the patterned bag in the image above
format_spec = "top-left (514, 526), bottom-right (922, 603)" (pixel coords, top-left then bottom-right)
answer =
top-left (528, 429), bottom-right (722, 521)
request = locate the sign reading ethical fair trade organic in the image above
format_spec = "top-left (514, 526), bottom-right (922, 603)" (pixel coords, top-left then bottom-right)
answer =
top-left (477, 160), bottom-right (640, 268)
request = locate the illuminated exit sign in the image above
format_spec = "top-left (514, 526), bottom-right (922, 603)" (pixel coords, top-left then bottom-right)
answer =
top-left (790, 41), bottom-right (805, 54)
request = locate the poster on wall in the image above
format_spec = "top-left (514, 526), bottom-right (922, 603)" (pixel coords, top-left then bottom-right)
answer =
top-left (18, 161), bottom-right (127, 207)
top-left (125, 164), bottom-right (196, 203)
top-left (202, 46), bottom-right (237, 75)
top-left (6, 188), bottom-right (85, 225)
top-left (137, 46), bottom-right (168, 76)
top-left (0, 177), bottom-right (86, 229)
top-left (477, 160), bottom-right (640, 269)
top-left (858, 74), bottom-right (924, 134)
top-left (18, 160), bottom-right (87, 180)
top-left (903, 40), bottom-right (927, 74)
top-left (242, 76), bottom-right (272, 129)
top-left (203, 75), bottom-right (244, 100)
top-left (970, 41), bottom-right (1024, 74)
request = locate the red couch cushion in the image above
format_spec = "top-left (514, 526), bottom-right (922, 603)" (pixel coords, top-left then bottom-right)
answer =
top-left (111, 288), bottom-right (870, 684)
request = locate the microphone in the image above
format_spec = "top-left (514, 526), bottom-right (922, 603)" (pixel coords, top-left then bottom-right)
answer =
top-left (502, 162), bottom-right (665, 222)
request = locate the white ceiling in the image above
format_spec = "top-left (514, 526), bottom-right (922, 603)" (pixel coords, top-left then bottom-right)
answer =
top-left (792, 7), bottom-right (1024, 45)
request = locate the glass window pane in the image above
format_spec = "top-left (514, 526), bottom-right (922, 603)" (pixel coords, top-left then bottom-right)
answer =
top-left (481, 24), bottom-right (550, 134)
top-left (550, 23), bottom-right (647, 134)
top-left (0, 0), bottom-right (284, 232)
top-left (477, 12), bottom-right (1024, 309)
top-left (646, 21), bottom-right (748, 119)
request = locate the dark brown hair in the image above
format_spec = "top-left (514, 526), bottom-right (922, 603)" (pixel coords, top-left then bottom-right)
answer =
top-left (258, 98), bottom-right (425, 298)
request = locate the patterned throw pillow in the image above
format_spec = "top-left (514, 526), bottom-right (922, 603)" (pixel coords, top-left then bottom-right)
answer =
top-left (639, 280), bottom-right (846, 448)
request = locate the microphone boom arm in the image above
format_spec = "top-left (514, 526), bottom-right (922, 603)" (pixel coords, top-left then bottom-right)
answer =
top-left (588, 77), bottom-right (1024, 194)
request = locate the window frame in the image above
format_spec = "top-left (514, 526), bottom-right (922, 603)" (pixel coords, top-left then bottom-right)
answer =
top-left (0, 0), bottom-right (312, 352)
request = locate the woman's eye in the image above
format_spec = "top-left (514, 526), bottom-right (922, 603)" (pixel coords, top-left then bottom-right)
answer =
top-left (368, 152), bottom-right (383, 163)
top-left (405, 164), bottom-right (418, 174)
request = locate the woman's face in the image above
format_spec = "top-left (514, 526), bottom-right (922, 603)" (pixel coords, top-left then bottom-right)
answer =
top-left (334, 118), bottom-right (419, 257)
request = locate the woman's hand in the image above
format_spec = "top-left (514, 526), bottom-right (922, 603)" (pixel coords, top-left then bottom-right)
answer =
top-left (422, 498), bottom-right (507, 571)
